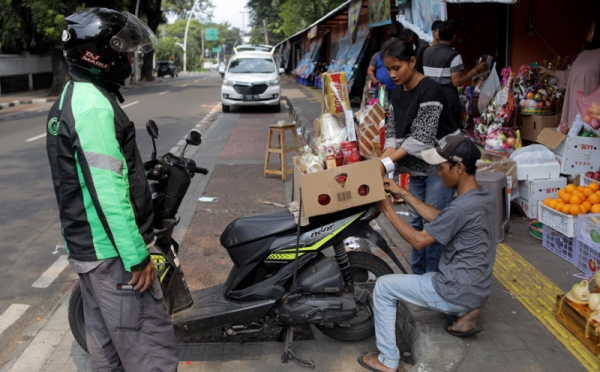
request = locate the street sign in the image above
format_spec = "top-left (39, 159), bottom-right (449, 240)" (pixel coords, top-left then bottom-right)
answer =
top-left (205, 48), bottom-right (209, 56)
top-left (205, 28), bottom-right (218, 41)
top-left (212, 46), bottom-right (222, 53)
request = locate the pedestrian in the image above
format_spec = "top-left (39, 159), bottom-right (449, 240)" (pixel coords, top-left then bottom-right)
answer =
top-left (538, 18), bottom-right (600, 132)
top-left (360, 136), bottom-right (497, 372)
top-left (45, 8), bottom-right (179, 372)
top-left (415, 20), bottom-right (442, 74)
top-left (378, 39), bottom-right (460, 274)
top-left (422, 20), bottom-right (488, 123)
top-left (367, 33), bottom-right (399, 95)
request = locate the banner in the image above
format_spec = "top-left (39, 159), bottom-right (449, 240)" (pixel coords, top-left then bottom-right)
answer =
top-left (348, 0), bottom-right (362, 43)
top-left (328, 21), bottom-right (370, 86)
top-left (368, 0), bottom-right (392, 28)
top-left (397, 0), bottom-right (445, 42)
top-left (292, 37), bottom-right (324, 79)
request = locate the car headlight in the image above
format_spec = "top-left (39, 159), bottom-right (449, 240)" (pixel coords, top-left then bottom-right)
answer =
top-left (266, 78), bottom-right (280, 86)
top-left (223, 79), bottom-right (235, 86)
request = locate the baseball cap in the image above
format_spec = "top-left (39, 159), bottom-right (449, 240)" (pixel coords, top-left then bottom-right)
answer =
top-left (422, 136), bottom-right (481, 168)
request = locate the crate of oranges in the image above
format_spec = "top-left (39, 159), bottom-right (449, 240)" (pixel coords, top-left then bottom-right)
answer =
top-left (539, 182), bottom-right (600, 238)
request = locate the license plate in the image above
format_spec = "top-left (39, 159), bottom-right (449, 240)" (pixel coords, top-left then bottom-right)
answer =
top-left (243, 95), bottom-right (259, 101)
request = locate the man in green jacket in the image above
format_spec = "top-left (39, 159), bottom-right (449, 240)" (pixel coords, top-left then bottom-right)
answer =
top-left (46, 8), bottom-right (178, 371)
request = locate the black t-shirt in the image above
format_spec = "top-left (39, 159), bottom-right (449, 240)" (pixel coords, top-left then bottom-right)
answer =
top-left (384, 77), bottom-right (460, 176)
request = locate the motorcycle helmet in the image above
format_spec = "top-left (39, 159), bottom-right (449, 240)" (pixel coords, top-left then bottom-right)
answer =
top-left (62, 8), bottom-right (158, 83)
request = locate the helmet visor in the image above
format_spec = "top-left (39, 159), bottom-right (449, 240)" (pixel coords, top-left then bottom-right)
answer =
top-left (110, 12), bottom-right (158, 53)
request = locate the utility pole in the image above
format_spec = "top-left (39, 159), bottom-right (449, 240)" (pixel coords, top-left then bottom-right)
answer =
top-left (133, 0), bottom-right (141, 85)
top-left (200, 29), bottom-right (205, 70)
top-left (176, 0), bottom-right (200, 74)
top-left (263, 18), bottom-right (269, 45)
top-left (240, 12), bottom-right (248, 38)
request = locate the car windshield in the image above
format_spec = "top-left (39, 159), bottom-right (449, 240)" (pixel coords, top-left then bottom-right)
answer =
top-left (228, 58), bottom-right (275, 74)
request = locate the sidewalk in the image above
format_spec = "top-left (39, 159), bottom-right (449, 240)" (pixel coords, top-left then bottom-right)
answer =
top-left (282, 76), bottom-right (593, 371)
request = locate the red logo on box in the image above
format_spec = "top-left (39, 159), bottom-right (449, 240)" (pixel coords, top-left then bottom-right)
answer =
top-left (581, 144), bottom-right (595, 151)
top-left (545, 188), bottom-right (559, 193)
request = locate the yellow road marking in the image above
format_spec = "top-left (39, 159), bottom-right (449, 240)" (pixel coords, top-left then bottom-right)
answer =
top-left (495, 243), bottom-right (600, 371)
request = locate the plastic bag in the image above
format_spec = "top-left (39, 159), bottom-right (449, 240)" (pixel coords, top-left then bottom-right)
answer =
top-left (478, 63), bottom-right (500, 114)
top-left (576, 85), bottom-right (600, 130)
top-left (510, 144), bottom-right (557, 165)
top-left (320, 113), bottom-right (346, 151)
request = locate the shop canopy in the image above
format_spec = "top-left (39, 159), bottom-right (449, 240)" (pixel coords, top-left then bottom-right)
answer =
top-left (397, 0), bottom-right (518, 43)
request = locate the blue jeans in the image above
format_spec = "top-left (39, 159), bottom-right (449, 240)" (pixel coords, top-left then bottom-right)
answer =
top-left (408, 174), bottom-right (455, 274)
top-left (373, 273), bottom-right (470, 370)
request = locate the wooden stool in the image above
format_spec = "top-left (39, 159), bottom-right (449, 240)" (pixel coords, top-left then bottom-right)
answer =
top-left (264, 124), bottom-right (300, 181)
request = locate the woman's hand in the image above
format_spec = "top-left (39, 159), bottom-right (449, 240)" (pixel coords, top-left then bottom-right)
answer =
top-left (537, 67), bottom-right (557, 77)
top-left (383, 179), bottom-right (407, 199)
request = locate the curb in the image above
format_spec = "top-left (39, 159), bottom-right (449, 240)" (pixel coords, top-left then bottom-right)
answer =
top-left (283, 95), bottom-right (316, 148)
top-left (0, 98), bottom-right (54, 111)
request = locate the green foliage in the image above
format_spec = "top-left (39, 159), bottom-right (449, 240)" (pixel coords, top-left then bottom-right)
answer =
top-left (0, 0), bottom-right (31, 52)
top-left (163, 0), bottom-right (214, 22)
top-left (247, 0), bottom-right (285, 45)
top-left (27, 0), bottom-right (66, 49)
top-left (278, 0), bottom-right (346, 38)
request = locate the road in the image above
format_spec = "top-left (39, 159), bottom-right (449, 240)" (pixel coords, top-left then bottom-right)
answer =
top-left (0, 71), bottom-right (222, 364)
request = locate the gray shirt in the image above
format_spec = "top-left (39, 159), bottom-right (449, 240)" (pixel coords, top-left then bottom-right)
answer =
top-left (422, 43), bottom-right (464, 112)
top-left (425, 186), bottom-right (497, 309)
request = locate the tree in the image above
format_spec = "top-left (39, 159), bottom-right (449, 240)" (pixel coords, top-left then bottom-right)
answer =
top-left (246, 0), bottom-right (285, 45)
top-left (163, 0), bottom-right (214, 22)
top-left (278, 0), bottom-right (345, 38)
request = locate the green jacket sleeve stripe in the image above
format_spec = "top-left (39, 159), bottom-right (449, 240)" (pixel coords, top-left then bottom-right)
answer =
top-left (71, 82), bottom-right (148, 271)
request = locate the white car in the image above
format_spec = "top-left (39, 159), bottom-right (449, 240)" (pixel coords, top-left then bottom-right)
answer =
top-left (221, 52), bottom-right (284, 113)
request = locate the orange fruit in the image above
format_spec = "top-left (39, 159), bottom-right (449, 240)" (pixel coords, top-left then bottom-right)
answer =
top-left (558, 189), bottom-right (566, 199)
top-left (571, 195), bottom-right (583, 205)
top-left (578, 186), bottom-right (587, 192)
top-left (583, 201), bottom-right (592, 211)
top-left (590, 182), bottom-right (600, 192)
top-left (574, 191), bottom-right (586, 200)
top-left (544, 197), bottom-right (553, 206)
top-left (549, 199), bottom-right (559, 209)
top-left (562, 204), bottom-right (572, 214)
top-left (581, 203), bottom-right (590, 214)
top-left (589, 193), bottom-right (600, 205)
top-left (566, 184), bottom-right (577, 193)
top-left (592, 204), bottom-right (600, 214)
top-left (555, 201), bottom-right (565, 211)
top-left (562, 193), bottom-right (573, 203)
top-left (570, 204), bottom-right (582, 216)
top-left (584, 187), bottom-right (595, 197)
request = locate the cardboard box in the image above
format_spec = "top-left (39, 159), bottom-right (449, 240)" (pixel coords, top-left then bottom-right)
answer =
top-left (537, 128), bottom-right (600, 176)
top-left (477, 154), bottom-right (518, 198)
top-left (518, 114), bottom-right (560, 142)
top-left (293, 158), bottom-right (385, 221)
top-left (515, 177), bottom-right (567, 219)
top-left (515, 162), bottom-right (561, 181)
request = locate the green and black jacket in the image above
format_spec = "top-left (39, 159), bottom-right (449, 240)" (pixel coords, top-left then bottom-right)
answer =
top-left (46, 69), bottom-right (153, 272)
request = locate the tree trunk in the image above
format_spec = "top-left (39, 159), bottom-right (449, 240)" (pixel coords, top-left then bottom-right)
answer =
top-left (49, 48), bottom-right (69, 96)
top-left (141, 51), bottom-right (155, 82)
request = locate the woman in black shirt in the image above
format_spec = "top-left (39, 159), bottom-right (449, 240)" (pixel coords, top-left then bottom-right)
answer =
top-left (378, 39), bottom-right (460, 275)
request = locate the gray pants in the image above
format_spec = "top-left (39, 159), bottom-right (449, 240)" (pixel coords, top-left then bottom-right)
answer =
top-left (78, 258), bottom-right (179, 372)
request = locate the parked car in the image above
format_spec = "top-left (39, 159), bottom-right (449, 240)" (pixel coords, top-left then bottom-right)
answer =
top-left (218, 62), bottom-right (226, 77)
top-left (156, 61), bottom-right (178, 78)
top-left (221, 52), bottom-right (284, 113)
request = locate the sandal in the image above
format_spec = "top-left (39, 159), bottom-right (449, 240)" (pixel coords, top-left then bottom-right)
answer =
top-left (445, 319), bottom-right (484, 338)
top-left (357, 352), bottom-right (400, 372)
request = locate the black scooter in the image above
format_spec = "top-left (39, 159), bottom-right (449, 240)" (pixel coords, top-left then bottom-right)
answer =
top-left (68, 120), bottom-right (407, 367)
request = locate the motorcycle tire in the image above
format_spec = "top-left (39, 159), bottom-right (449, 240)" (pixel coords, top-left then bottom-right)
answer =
top-left (68, 282), bottom-right (88, 352)
top-left (316, 251), bottom-right (394, 342)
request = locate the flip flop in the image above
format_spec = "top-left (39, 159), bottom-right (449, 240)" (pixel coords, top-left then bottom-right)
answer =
top-left (357, 352), bottom-right (399, 372)
top-left (445, 319), bottom-right (484, 337)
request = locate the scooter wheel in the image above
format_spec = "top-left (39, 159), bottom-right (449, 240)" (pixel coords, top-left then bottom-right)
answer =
top-left (68, 282), bottom-right (88, 352)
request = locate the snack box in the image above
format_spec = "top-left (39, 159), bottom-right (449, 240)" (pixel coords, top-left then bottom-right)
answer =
top-left (293, 158), bottom-right (385, 221)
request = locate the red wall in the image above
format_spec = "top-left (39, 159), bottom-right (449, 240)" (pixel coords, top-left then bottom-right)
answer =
top-left (510, 0), bottom-right (600, 69)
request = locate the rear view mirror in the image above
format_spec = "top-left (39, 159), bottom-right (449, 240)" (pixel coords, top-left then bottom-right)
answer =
top-left (186, 130), bottom-right (202, 146)
top-left (146, 120), bottom-right (159, 139)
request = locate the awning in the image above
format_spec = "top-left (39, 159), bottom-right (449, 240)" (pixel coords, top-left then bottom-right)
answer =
top-left (273, 0), bottom-right (352, 49)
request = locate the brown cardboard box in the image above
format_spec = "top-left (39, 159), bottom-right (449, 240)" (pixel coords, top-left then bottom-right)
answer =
top-left (477, 154), bottom-right (517, 197)
top-left (537, 128), bottom-right (600, 176)
top-left (293, 158), bottom-right (385, 223)
top-left (518, 114), bottom-right (560, 142)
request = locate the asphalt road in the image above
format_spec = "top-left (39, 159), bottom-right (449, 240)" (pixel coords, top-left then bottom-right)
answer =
top-left (0, 71), bottom-right (222, 364)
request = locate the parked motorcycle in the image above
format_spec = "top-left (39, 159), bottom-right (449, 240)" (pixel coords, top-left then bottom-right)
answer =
top-left (68, 120), bottom-right (407, 367)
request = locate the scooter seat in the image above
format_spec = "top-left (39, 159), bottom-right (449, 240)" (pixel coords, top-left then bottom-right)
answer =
top-left (220, 208), bottom-right (297, 248)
